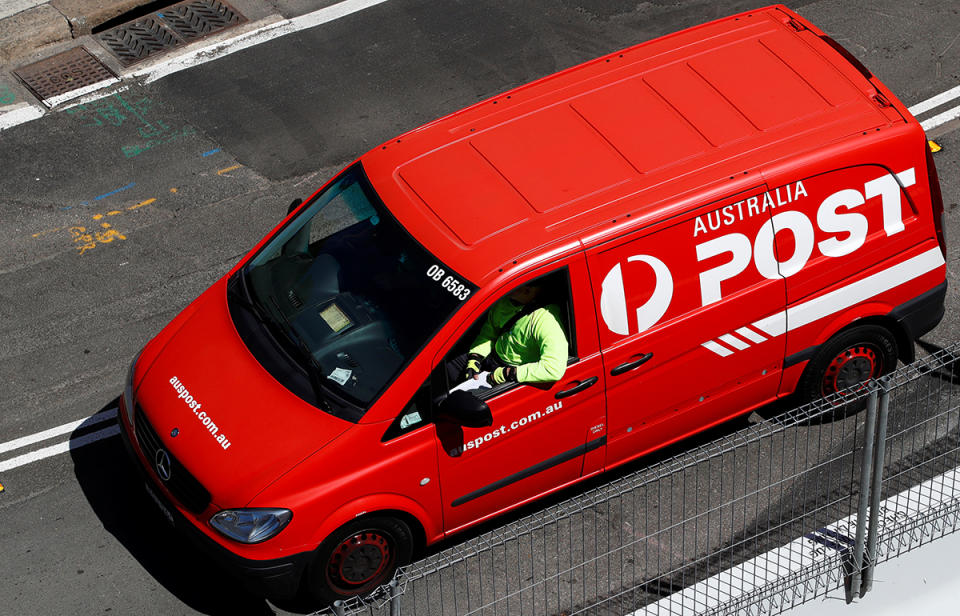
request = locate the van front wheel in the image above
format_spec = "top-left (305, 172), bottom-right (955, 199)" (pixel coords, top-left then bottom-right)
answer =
top-left (307, 516), bottom-right (413, 605)
top-left (798, 325), bottom-right (898, 403)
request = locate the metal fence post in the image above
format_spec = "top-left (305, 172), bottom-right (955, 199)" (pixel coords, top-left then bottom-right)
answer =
top-left (389, 578), bottom-right (401, 616)
top-left (847, 383), bottom-right (879, 604)
top-left (862, 376), bottom-right (892, 596)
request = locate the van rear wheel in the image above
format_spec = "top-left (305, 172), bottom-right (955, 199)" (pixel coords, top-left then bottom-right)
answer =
top-left (307, 516), bottom-right (413, 605)
top-left (798, 325), bottom-right (898, 404)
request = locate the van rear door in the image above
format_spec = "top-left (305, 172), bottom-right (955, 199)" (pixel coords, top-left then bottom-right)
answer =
top-left (586, 187), bottom-right (786, 468)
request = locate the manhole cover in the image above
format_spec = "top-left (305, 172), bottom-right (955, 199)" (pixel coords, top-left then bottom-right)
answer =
top-left (13, 47), bottom-right (118, 105)
top-left (98, 0), bottom-right (246, 66)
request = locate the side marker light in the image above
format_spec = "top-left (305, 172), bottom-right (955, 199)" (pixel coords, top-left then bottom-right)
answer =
top-left (928, 140), bottom-right (942, 153)
top-left (0, 482), bottom-right (5, 493)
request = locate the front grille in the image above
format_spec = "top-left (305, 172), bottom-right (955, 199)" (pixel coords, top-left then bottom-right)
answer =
top-left (134, 405), bottom-right (212, 513)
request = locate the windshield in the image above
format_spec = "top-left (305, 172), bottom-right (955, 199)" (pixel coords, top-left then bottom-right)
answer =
top-left (232, 163), bottom-right (476, 420)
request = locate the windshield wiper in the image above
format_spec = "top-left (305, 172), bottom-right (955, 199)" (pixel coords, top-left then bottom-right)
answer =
top-left (267, 295), bottom-right (329, 404)
top-left (229, 274), bottom-right (271, 325)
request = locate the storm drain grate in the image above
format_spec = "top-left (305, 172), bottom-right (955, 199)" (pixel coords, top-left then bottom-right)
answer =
top-left (97, 0), bottom-right (246, 66)
top-left (13, 47), bottom-right (118, 105)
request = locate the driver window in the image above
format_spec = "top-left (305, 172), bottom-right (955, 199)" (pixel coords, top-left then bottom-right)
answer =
top-left (443, 269), bottom-right (576, 399)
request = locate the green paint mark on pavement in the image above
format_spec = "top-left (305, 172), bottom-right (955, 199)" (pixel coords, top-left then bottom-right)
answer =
top-left (66, 93), bottom-right (196, 157)
top-left (0, 83), bottom-right (16, 106)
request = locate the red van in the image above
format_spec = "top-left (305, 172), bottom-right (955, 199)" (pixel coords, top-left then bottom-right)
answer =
top-left (118, 4), bottom-right (946, 603)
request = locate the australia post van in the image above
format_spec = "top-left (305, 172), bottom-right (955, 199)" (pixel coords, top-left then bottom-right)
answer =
top-left (118, 5), bottom-right (947, 603)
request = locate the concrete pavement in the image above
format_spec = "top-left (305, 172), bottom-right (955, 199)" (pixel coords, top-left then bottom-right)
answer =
top-left (0, 0), bottom-right (149, 65)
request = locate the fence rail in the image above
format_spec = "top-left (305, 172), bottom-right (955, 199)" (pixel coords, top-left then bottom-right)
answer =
top-left (322, 343), bottom-right (960, 616)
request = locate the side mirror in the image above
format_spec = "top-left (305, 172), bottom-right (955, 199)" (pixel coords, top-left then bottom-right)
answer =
top-left (287, 198), bottom-right (302, 216)
top-left (437, 390), bottom-right (492, 428)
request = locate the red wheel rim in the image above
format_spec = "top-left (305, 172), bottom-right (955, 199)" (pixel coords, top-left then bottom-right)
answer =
top-left (822, 344), bottom-right (880, 397)
top-left (327, 530), bottom-right (394, 593)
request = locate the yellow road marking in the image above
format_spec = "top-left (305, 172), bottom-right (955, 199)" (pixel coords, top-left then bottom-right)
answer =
top-left (217, 164), bottom-right (242, 175)
top-left (126, 198), bottom-right (156, 211)
top-left (31, 226), bottom-right (66, 238)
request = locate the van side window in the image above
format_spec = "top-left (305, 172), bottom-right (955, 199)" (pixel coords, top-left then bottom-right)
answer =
top-left (443, 269), bottom-right (576, 399)
top-left (381, 377), bottom-right (433, 441)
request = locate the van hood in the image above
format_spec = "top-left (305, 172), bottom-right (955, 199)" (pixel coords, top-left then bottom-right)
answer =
top-left (134, 283), bottom-right (349, 508)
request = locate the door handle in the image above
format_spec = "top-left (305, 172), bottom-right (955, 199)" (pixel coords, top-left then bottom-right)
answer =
top-left (610, 352), bottom-right (654, 376)
top-left (555, 376), bottom-right (599, 399)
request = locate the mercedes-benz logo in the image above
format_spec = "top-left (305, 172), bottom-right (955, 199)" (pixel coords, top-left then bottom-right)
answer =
top-left (155, 449), bottom-right (172, 482)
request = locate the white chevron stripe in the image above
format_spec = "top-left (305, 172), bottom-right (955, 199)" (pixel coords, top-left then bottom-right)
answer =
top-left (719, 333), bottom-right (750, 350)
top-left (702, 340), bottom-right (734, 357)
top-left (706, 247), bottom-right (944, 357)
top-left (735, 326), bottom-right (767, 343)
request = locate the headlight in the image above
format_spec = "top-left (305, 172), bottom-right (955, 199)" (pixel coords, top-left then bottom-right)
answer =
top-left (123, 352), bottom-right (140, 425)
top-left (210, 508), bottom-right (293, 544)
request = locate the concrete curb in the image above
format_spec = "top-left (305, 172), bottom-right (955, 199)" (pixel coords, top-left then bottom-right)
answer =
top-left (0, 0), bottom-right (280, 126)
top-left (0, 0), bottom-right (372, 132)
top-left (0, 0), bottom-right (149, 67)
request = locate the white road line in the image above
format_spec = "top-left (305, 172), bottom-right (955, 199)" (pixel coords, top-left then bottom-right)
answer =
top-left (0, 103), bottom-right (45, 131)
top-left (921, 103), bottom-right (960, 131)
top-left (0, 408), bottom-right (117, 455)
top-left (0, 425), bottom-right (121, 473)
top-left (635, 466), bottom-right (960, 615)
top-left (134, 0), bottom-right (392, 84)
top-left (43, 77), bottom-right (120, 108)
top-left (908, 84), bottom-right (960, 116)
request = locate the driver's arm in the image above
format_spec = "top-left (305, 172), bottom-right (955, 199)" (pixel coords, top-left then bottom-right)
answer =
top-left (516, 307), bottom-right (568, 383)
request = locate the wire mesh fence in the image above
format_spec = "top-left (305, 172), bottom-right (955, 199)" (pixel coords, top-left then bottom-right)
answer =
top-left (320, 342), bottom-right (960, 616)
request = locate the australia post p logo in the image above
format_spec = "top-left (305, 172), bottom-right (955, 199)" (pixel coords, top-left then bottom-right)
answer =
top-left (598, 168), bottom-right (918, 338)
top-left (600, 255), bottom-right (674, 336)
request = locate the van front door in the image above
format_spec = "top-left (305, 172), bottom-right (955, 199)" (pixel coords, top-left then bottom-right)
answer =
top-left (434, 255), bottom-right (606, 533)
top-left (587, 187), bottom-right (787, 468)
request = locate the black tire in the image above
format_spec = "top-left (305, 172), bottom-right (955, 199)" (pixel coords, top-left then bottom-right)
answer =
top-left (796, 324), bottom-right (898, 405)
top-left (307, 516), bottom-right (413, 605)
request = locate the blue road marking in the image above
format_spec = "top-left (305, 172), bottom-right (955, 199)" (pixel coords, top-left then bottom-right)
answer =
top-left (93, 183), bottom-right (135, 201)
top-left (201, 148), bottom-right (221, 157)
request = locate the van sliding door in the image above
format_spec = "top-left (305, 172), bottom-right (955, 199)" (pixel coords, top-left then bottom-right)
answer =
top-left (586, 186), bottom-right (787, 468)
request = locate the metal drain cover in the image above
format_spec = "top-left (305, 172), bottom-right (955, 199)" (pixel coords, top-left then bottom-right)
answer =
top-left (98, 0), bottom-right (246, 66)
top-left (13, 47), bottom-right (118, 106)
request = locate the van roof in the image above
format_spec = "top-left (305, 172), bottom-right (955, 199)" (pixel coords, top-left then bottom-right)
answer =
top-left (362, 4), bottom-right (906, 286)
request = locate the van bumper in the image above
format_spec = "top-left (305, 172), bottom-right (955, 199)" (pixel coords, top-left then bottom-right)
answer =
top-left (117, 411), bottom-right (311, 600)
top-left (891, 281), bottom-right (947, 342)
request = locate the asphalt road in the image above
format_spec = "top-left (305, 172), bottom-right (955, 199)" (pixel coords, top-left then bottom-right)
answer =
top-left (1, 1), bottom-right (959, 614)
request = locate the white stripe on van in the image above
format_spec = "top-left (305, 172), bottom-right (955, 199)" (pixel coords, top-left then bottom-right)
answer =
top-left (785, 247), bottom-right (944, 331)
top-left (703, 247), bottom-right (945, 358)
top-left (719, 333), bottom-right (751, 350)
top-left (753, 312), bottom-right (788, 338)
top-left (702, 340), bottom-right (734, 357)
top-left (735, 326), bottom-right (768, 344)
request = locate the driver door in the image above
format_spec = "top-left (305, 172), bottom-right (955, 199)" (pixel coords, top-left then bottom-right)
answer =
top-left (434, 254), bottom-right (607, 533)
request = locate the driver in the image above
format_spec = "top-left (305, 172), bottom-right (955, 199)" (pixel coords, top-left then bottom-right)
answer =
top-left (447, 281), bottom-right (568, 387)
